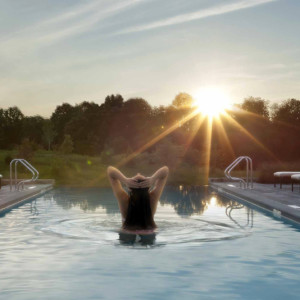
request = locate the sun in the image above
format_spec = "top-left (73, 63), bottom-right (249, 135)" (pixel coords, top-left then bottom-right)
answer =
top-left (193, 87), bottom-right (231, 118)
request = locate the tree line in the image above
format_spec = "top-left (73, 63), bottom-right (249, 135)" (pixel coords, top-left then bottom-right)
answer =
top-left (1, 94), bottom-right (300, 169)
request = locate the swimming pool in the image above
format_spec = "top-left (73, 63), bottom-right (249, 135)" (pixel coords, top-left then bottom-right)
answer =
top-left (1, 186), bottom-right (300, 299)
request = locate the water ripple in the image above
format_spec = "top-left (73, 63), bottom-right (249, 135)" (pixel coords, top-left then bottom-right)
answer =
top-left (40, 215), bottom-right (250, 248)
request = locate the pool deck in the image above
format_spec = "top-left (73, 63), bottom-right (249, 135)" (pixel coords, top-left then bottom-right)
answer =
top-left (0, 180), bottom-right (54, 214)
top-left (210, 180), bottom-right (300, 223)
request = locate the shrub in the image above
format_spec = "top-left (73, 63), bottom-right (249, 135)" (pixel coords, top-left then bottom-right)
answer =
top-left (18, 138), bottom-right (35, 160)
top-left (257, 161), bottom-right (300, 183)
top-left (4, 154), bottom-right (12, 165)
top-left (59, 135), bottom-right (74, 154)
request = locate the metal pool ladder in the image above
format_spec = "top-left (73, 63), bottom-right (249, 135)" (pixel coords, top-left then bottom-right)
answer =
top-left (10, 159), bottom-right (39, 191)
top-left (224, 156), bottom-right (253, 189)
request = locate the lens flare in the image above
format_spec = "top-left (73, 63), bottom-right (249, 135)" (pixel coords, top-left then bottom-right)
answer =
top-left (193, 87), bottom-right (231, 118)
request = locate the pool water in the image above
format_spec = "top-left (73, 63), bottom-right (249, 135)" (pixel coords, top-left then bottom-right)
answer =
top-left (1, 186), bottom-right (300, 299)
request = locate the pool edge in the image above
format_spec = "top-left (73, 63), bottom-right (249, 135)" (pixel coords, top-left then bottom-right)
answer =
top-left (210, 182), bottom-right (300, 225)
top-left (0, 184), bottom-right (53, 216)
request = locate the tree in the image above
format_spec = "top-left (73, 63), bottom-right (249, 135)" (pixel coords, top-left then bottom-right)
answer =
top-left (64, 101), bottom-right (105, 154)
top-left (0, 109), bottom-right (5, 148)
top-left (241, 97), bottom-right (269, 118)
top-left (267, 99), bottom-right (300, 160)
top-left (22, 116), bottom-right (45, 146)
top-left (172, 93), bottom-right (194, 108)
top-left (155, 138), bottom-right (183, 168)
top-left (272, 98), bottom-right (300, 126)
top-left (119, 98), bottom-right (153, 148)
top-left (51, 103), bottom-right (76, 144)
top-left (18, 138), bottom-right (35, 160)
top-left (60, 134), bottom-right (74, 154)
top-left (104, 94), bottom-right (124, 110)
top-left (123, 98), bottom-right (152, 114)
top-left (0, 106), bottom-right (24, 148)
top-left (43, 119), bottom-right (56, 150)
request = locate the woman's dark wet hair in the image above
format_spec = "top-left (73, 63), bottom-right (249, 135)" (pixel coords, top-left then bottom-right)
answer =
top-left (123, 180), bottom-right (156, 230)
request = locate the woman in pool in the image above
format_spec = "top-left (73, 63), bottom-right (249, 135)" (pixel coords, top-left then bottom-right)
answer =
top-left (107, 166), bottom-right (169, 233)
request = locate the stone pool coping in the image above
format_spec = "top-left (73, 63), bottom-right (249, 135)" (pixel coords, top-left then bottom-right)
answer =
top-left (0, 180), bottom-right (54, 215)
top-left (210, 180), bottom-right (300, 223)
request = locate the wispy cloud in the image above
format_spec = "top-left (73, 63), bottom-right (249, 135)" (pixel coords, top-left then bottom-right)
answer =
top-left (1, 0), bottom-right (144, 55)
top-left (116, 0), bottom-right (277, 34)
top-left (40, 0), bottom-right (108, 26)
top-left (36, 0), bottom-right (145, 44)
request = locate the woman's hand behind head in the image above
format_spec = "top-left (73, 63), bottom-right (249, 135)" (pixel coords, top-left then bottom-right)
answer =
top-left (126, 173), bottom-right (155, 189)
top-left (138, 177), bottom-right (154, 188)
top-left (124, 178), bottom-right (140, 189)
top-left (132, 174), bottom-right (146, 182)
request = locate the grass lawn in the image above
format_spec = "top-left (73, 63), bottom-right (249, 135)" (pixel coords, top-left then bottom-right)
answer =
top-left (0, 150), bottom-right (227, 187)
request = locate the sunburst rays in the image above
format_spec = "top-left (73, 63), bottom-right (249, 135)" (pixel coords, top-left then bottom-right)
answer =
top-left (222, 111), bottom-right (279, 161)
top-left (204, 116), bottom-right (213, 183)
top-left (116, 108), bottom-right (200, 168)
top-left (96, 104), bottom-right (279, 185)
top-left (214, 116), bottom-right (236, 159)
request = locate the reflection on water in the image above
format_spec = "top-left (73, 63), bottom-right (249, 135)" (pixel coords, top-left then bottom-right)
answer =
top-left (160, 186), bottom-right (235, 216)
top-left (32, 186), bottom-right (254, 247)
top-left (1, 187), bottom-right (300, 300)
top-left (50, 186), bottom-right (237, 216)
top-left (48, 188), bottom-right (120, 214)
top-left (226, 202), bottom-right (253, 229)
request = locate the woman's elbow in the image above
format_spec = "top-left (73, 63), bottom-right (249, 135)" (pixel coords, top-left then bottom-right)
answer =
top-left (162, 166), bottom-right (169, 176)
top-left (107, 166), bottom-right (114, 175)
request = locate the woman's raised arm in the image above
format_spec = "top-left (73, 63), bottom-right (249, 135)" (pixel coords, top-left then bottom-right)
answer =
top-left (107, 166), bottom-right (139, 219)
top-left (147, 166), bottom-right (169, 215)
top-left (107, 166), bottom-right (140, 188)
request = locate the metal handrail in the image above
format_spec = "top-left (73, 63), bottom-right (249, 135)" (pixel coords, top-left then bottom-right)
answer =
top-left (225, 157), bottom-right (246, 187)
top-left (224, 156), bottom-right (253, 189)
top-left (225, 203), bottom-right (253, 229)
top-left (10, 159), bottom-right (39, 191)
top-left (17, 159), bottom-right (39, 190)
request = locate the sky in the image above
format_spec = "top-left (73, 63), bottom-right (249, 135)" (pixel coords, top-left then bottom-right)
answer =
top-left (0, 0), bottom-right (299, 117)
